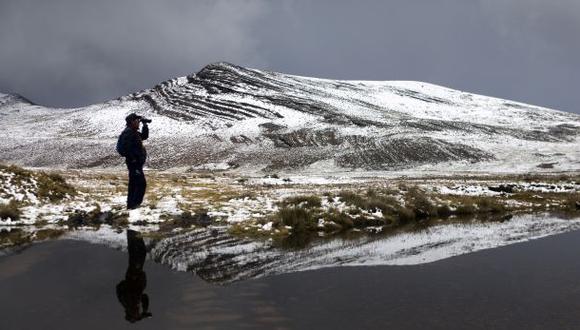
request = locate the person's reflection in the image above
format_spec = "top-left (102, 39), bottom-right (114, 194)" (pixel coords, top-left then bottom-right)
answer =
top-left (116, 229), bottom-right (152, 323)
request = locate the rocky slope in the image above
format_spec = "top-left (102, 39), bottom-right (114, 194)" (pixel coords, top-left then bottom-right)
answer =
top-left (1, 62), bottom-right (579, 173)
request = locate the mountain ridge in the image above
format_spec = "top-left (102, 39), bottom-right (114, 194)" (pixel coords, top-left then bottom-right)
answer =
top-left (0, 62), bottom-right (579, 174)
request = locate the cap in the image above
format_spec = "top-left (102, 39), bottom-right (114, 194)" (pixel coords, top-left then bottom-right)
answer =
top-left (125, 113), bottom-right (142, 124)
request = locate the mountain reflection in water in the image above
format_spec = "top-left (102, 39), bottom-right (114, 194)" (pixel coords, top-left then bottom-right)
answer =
top-left (1, 213), bottom-right (580, 286)
top-left (149, 213), bottom-right (580, 284)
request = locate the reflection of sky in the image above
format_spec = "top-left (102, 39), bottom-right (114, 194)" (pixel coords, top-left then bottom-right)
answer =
top-left (1, 0), bottom-right (579, 114)
top-left (169, 281), bottom-right (290, 328)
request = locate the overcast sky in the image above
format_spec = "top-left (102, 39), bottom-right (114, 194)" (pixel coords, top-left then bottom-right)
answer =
top-left (0, 0), bottom-right (579, 114)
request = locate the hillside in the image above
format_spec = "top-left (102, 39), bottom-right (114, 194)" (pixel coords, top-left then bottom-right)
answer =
top-left (0, 62), bottom-right (579, 174)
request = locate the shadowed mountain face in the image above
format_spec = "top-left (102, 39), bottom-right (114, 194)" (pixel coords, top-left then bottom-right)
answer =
top-left (0, 62), bottom-right (579, 173)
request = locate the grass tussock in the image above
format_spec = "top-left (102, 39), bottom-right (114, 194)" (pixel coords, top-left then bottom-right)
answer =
top-left (322, 208), bottom-right (353, 230)
top-left (443, 195), bottom-right (508, 217)
top-left (277, 206), bottom-right (317, 232)
top-left (337, 189), bottom-right (414, 225)
top-left (405, 186), bottom-right (437, 219)
top-left (279, 195), bottom-right (322, 208)
top-left (37, 172), bottom-right (76, 202)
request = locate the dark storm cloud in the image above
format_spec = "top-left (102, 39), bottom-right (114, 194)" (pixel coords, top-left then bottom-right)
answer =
top-left (252, 0), bottom-right (580, 114)
top-left (0, 0), bottom-right (579, 114)
top-left (0, 0), bottom-right (268, 106)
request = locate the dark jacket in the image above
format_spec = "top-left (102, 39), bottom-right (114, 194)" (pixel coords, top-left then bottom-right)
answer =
top-left (120, 124), bottom-right (149, 167)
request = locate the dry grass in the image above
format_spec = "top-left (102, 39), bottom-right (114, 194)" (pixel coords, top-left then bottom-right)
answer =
top-left (322, 208), bottom-right (354, 230)
top-left (276, 206), bottom-right (317, 232)
top-left (0, 164), bottom-right (76, 203)
top-left (279, 195), bottom-right (322, 208)
top-left (36, 172), bottom-right (76, 202)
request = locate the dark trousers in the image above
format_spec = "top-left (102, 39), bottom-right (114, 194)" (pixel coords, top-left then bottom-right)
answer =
top-left (127, 163), bottom-right (146, 209)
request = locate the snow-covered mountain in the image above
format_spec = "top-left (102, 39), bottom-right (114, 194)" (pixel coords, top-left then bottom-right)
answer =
top-left (1, 62), bottom-right (579, 173)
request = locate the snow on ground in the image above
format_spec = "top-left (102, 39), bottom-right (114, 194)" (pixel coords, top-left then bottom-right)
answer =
top-left (210, 196), bottom-right (278, 223)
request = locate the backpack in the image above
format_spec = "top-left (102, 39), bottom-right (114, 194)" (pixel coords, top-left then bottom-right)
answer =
top-left (116, 131), bottom-right (128, 157)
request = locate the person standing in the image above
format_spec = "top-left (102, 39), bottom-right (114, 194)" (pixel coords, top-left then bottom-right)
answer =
top-left (117, 113), bottom-right (149, 209)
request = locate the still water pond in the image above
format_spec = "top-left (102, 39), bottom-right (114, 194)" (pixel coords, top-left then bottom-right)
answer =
top-left (2, 226), bottom-right (580, 329)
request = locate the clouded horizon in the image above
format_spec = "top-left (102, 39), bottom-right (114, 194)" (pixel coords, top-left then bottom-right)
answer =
top-left (0, 0), bottom-right (579, 114)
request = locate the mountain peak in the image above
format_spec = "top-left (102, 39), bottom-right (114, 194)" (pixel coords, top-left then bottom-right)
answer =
top-left (0, 92), bottom-right (34, 106)
top-left (198, 61), bottom-right (243, 73)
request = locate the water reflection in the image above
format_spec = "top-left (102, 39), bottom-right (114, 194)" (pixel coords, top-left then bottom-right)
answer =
top-left (116, 229), bottom-right (152, 323)
top-left (147, 213), bottom-right (580, 284)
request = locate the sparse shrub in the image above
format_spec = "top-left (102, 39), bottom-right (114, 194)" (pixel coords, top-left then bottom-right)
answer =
top-left (0, 200), bottom-right (21, 221)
